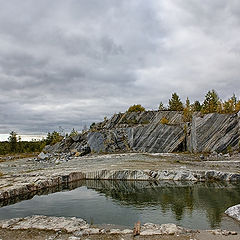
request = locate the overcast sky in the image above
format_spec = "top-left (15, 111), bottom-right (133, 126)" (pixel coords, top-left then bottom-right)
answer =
top-left (0, 0), bottom-right (240, 134)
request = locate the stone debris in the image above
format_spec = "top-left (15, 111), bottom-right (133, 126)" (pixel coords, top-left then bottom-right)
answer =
top-left (225, 204), bottom-right (240, 222)
top-left (0, 216), bottom-right (188, 237)
top-left (140, 223), bottom-right (187, 236)
top-left (207, 229), bottom-right (238, 235)
top-left (109, 229), bottom-right (122, 234)
top-left (0, 215), bottom-right (238, 238)
top-left (68, 237), bottom-right (81, 240)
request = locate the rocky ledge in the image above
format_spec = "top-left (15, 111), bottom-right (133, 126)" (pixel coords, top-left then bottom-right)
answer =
top-left (85, 169), bottom-right (240, 181)
top-left (0, 215), bottom-right (238, 238)
top-left (1, 169), bottom-right (240, 202)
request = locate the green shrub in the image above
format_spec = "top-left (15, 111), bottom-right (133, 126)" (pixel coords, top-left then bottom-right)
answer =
top-left (127, 104), bottom-right (145, 113)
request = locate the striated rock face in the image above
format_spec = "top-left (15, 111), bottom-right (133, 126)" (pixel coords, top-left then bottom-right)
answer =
top-left (85, 169), bottom-right (240, 182)
top-left (43, 111), bottom-right (240, 154)
top-left (88, 128), bottom-right (130, 153)
top-left (128, 123), bottom-right (185, 152)
top-left (225, 204), bottom-right (240, 222)
top-left (189, 113), bottom-right (240, 153)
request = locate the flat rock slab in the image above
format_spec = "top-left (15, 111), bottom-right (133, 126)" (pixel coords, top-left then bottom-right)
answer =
top-left (0, 215), bottom-right (89, 233)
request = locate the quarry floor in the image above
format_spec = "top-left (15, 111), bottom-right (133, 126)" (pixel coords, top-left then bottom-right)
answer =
top-left (1, 152), bottom-right (240, 178)
top-left (1, 152), bottom-right (240, 239)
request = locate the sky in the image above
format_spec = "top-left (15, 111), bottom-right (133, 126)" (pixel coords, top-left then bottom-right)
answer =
top-left (0, 0), bottom-right (240, 134)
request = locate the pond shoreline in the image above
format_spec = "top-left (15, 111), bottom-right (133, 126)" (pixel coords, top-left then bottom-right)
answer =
top-left (0, 215), bottom-right (239, 240)
top-left (1, 153), bottom-right (240, 239)
top-left (1, 168), bottom-right (240, 202)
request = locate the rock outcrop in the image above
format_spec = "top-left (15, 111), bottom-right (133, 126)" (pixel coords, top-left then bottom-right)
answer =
top-left (85, 169), bottom-right (240, 182)
top-left (43, 111), bottom-right (240, 154)
top-left (225, 204), bottom-right (240, 222)
top-left (189, 113), bottom-right (240, 153)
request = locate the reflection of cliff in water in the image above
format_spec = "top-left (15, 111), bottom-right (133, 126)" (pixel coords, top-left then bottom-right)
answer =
top-left (1, 179), bottom-right (240, 229)
top-left (84, 180), bottom-right (240, 228)
top-left (0, 180), bottom-right (85, 208)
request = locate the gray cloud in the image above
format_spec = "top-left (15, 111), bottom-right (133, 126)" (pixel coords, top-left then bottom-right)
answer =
top-left (0, 0), bottom-right (240, 134)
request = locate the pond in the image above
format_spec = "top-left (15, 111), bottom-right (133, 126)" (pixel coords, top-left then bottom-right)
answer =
top-left (0, 180), bottom-right (240, 231)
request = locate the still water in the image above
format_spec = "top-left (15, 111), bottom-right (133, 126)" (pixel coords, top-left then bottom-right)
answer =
top-left (0, 180), bottom-right (240, 231)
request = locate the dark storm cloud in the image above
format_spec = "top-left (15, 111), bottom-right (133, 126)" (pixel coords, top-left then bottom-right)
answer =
top-left (0, 0), bottom-right (240, 134)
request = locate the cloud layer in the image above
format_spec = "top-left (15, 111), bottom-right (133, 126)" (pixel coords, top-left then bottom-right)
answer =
top-left (1, 0), bottom-right (240, 134)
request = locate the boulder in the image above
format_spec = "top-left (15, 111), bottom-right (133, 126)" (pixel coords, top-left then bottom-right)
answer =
top-left (38, 152), bottom-right (50, 160)
top-left (225, 204), bottom-right (240, 222)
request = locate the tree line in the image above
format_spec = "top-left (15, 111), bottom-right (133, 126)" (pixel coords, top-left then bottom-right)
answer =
top-left (0, 128), bottom-right (81, 155)
top-left (127, 90), bottom-right (240, 120)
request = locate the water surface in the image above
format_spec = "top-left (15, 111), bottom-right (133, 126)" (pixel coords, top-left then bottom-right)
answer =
top-left (0, 180), bottom-right (240, 231)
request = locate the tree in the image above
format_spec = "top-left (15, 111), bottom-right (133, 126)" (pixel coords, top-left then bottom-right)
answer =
top-left (192, 101), bottom-right (202, 112)
top-left (46, 131), bottom-right (63, 145)
top-left (70, 128), bottom-right (78, 137)
top-left (235, 100), bottom-right (240, 112)
top-left (168, 93), bottom-right (184, 111)
top-left (201, 90), bottom-right (219, 113)
top-left (183, 97), bottom-right (192, 122)
top-left (222, 94), bottom-right (238, 113)
top-left (8, 131), bottom-right (18, 153)
top-left (127, 104), bottom-right (145, 113)
top-left (158, 102), bottom-right (165, 110)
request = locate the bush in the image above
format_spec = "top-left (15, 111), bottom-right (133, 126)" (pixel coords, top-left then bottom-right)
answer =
top-left (127, 104), bottom-right (145, 113)
top-left (160, 117), bottom-right (169, 124)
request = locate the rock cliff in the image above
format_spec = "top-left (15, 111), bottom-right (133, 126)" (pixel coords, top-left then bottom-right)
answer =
top-left (189, 112), bottom-right (240, 152)
top-left (43, 111), bottom-right (240, 154)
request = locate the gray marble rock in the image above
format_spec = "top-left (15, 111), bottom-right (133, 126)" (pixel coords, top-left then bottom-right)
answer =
top-left (225, 204), bottom-right (240, 222)
top-left (129, 123), bottom-right (185, 153)
top-left (189, 113), bottom-right (240, 153)
top-left (43, 111), bottom-right (240, 154)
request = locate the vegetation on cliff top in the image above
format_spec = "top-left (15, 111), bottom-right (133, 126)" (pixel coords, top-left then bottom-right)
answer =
top-left (127, 90), bottom-right (240, 114)
top-left (127, 104), bottom-right (145, 112)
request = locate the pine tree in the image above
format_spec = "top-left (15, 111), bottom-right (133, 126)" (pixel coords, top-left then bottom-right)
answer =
top-left (168, 93), bottom-right (184, 111)
top-left (8, 131), bottom-right (18, 153)
top-left (158, 102), bottom-right (165, 110)
top-left (201, 90), bottom-right (219, 113)
top-left (192, 101), bottom-right (201, 112)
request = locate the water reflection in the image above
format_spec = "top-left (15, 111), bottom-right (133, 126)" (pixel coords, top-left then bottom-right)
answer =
top-left (0, 180), bottom-right (240, 230)
top-left (84, 180), bottom-right (240, 228)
